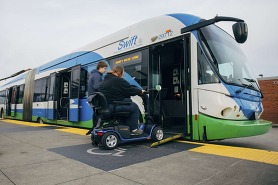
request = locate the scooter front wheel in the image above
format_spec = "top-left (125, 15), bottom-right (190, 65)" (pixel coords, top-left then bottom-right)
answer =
top-left (101, 132), bottom-right (119, 150)
top-left (151, 126), bottom-right (164, 141)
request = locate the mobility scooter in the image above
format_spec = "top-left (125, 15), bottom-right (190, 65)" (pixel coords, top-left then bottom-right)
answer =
top-left (87, 92), bottom-right (164, 149)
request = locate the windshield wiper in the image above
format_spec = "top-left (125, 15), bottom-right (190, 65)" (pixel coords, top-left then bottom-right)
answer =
top-left (236, 78), bottom-right (263, 98)
top-left (243, 77), bottom-right (256, 83)
top-left (235, 79), bottom-right (253, 94)
top-left (243, 78), bottom-right (263, 98)
top-left (242, 78), bottom-right (255, 88)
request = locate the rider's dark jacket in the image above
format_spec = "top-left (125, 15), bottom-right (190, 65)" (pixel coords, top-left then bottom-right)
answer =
top-left (98, 72), bottom-right (142, 104)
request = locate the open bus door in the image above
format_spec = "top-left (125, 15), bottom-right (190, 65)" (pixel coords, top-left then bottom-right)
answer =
top-left (47, 73), bottom-right (57, 120)
top-left (69, 65), bottom-right (81, 122)
top-left (5, 88), bottom-right (12, 116)
top-left (10, 86), bottom-right (17, 117)
top-left (149, 36), bottom-right (192, 146)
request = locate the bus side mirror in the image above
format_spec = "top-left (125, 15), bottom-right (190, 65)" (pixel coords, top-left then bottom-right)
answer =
top-left (232, 22), bottom-right (248, 43)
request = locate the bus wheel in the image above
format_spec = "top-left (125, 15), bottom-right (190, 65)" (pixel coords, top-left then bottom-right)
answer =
top-left (37, 117), bottom-right (44, 124)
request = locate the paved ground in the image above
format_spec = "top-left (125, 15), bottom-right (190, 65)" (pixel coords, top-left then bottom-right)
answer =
top-left (0, 119), bottom-right (277, 185)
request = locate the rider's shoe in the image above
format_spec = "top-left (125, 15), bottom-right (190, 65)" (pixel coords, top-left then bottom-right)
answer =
top-left (131, 129), bottom-right (143, 135)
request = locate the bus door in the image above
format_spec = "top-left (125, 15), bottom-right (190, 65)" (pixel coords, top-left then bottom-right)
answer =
top-left (47, 73), bottom-right (57, 120)
top-left (10, 86), bottom-right (17, 117)
top-left (5, 88), bottom-right (12, 116)
top-left (69, 65), bottom-right (81, 122)
top-left (149, 37), bottom-right (191, 137)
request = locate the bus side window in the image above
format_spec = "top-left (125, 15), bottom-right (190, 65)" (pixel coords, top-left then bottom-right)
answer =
top-left (34, 78), bottom-right (48, 102)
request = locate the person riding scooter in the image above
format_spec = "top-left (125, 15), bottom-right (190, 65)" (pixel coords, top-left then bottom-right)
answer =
top-left (98, 66), bottom-right (145, 135)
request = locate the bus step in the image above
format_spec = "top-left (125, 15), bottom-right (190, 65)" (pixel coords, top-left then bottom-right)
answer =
top-left (150, 133), bottom-right (183, 148)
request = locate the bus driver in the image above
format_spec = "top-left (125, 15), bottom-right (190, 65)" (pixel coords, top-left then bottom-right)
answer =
top-left (98, 66), bottom-right (145, 135)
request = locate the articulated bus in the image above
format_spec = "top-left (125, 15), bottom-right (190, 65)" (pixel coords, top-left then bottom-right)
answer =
top-left (0, 13), bottom-right (272, 141)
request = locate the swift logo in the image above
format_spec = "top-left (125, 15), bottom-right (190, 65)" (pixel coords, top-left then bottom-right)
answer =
top-left (118, 35), bottom-right (138, 50)
top-left (151, 29), bottom-right (173, 42)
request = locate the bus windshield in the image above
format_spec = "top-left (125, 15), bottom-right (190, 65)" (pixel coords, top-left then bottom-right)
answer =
top-left (199, 25), bottom-right (259, 91)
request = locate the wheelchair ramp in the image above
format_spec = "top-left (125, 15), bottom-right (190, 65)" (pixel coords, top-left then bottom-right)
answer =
top-left (150, 133), bottom-right (183, 148)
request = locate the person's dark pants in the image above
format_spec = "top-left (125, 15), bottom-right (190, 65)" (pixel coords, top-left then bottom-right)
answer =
top-left (109, 98), bottom-right (140, 131)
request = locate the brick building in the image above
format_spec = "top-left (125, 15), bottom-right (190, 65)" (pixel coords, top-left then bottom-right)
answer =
top-left (258, 76), bottom-right (278, 124)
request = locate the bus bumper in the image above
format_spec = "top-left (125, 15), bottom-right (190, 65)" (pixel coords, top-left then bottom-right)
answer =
top-left (197, 114), bottom-right (272, 140)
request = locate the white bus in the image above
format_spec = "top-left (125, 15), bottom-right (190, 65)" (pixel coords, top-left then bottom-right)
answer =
top-left (0, 13), bottom-right (271, 141)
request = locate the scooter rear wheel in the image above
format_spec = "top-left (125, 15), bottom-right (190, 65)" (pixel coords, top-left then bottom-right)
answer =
top-left (101, 132), bottom-right (119, 150)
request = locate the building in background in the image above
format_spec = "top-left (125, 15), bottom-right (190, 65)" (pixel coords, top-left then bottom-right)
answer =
top-left (258, 76), bottom-right (278, 124)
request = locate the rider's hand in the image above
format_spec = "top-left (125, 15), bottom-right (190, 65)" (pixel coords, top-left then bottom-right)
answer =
top-left (141, 90), bottom-right (145, 94)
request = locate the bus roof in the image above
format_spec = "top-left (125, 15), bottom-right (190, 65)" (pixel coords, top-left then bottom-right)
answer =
top-left (0, 13), bottom-right (200, 82)
top-left (37, 14), bottom-right (201, 73)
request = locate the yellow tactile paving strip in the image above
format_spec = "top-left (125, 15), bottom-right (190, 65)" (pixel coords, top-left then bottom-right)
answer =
top-left (55, 127), bottom-right (88, 135)
top-left (3, 119), bottom-right (53, 127)
top-left (2, 119), bottom-right (278, 165)
top-left (2, 119), bottom-right (87, 135)
top-left (177, 140), bottom-right (278, 166)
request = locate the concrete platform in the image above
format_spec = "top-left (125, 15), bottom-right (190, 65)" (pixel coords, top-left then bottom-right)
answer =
top-left (0, 119), bottom-right (277, 185)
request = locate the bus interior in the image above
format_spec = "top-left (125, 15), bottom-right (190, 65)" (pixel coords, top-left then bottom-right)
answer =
top-left (149, 38), bottom-right (188, 135)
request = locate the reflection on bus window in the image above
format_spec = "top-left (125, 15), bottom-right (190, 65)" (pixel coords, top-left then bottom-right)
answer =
top-left (71, 69), bottom-right (79, 99)
top-left (198, 45), bottom-right (219, 84)
top-left (0, 90), bottom-right (6, 104)
top-left (48, 75), bottom-right (55, 101)
top-left (199, 25), bottom-right (259, 90)
top-left (124, 63), bottom-right (148, 89)
top-left (111, 49), bottom-right (148, 89)
top-left (80, 68), bottom-right (87, 98)
top-left (17, 84), bottom-right (24, 104)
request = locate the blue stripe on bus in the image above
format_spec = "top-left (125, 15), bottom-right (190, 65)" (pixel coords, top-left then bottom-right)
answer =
top-left (167, 13), bottom-right (201, 27)
top-left (32, 108), bottom-right (47, 118)
top-left (167, 14), bottom-right (201, 43)
top-left (38, 54), bottom-right (72, 72)
top-left (15, 109), bottom-right (23, 113)
top-left (76, 51), bottom-right (103, 66)
top-left (223, 83), bottom-right (263, 119)
top-left (38, 51), bottom-right (103, 73)
top-left (30, 101), bottom-right (92, 122)
top-left (47, 108), bottom-right (55, 120)
top-left (1, 73), bottom-right (29, 87)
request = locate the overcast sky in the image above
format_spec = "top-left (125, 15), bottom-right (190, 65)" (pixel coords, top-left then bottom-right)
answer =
top-left (0, 0), bottom-right (277, 83)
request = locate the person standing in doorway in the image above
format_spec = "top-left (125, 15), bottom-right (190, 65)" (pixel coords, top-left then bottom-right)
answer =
top-left (86, 61), bottom-right (108, 135)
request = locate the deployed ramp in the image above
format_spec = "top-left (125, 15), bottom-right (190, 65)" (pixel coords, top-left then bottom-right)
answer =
top-left (150, 133), bottom-right (183, 148)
